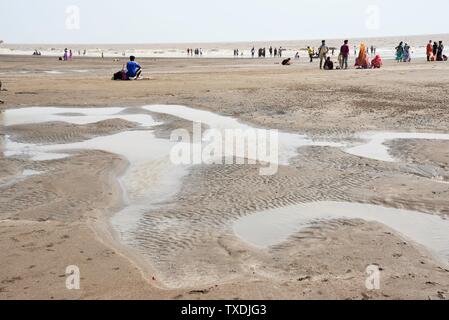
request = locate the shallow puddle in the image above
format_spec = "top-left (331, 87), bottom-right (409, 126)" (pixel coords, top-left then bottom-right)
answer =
top-left (144, 105), bottom-right (342, 165)
top-left (234, 201), bottom-right (449, 263)
top-left (44, 70), bottom-right (64, 75)
top-left (2, 105), bottom-right (449, 275)
top-left (2, 107), bottom-right (158, 127)
top-left (22, 169), bottom-right (43, 176)
top-left (346, 132), bottom-right (449, 162)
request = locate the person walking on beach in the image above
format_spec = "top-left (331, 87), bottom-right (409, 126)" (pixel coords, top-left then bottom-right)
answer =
top-left (318, 40), bottom-right (329, 69)
top-left (403, 43), bottom-right (411, 62)
top-left (427, 40), bottom-right (433, 61)
top-left (63, 48), bottom-right (68, 61)
top-left (307, 46), bottom-right (314, 63)
top-left (395, 42), bottom-right (404, 62)
top-left (340, 40), bottom-right (350, 69)
top-left (269, 46), bottom-right (273, 57)
top-left (437, 41), bottom-right (444, 61)
top-left (69, 50), bottom-right (73, 61)
top-left (251, 47), bottom-right (255, 58)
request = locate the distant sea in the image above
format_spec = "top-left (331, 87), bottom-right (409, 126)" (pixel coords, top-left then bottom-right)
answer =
top-left (1, 34), bottom-right (448, 60)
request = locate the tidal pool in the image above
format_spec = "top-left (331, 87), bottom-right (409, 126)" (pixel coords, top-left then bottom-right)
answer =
top-left (234, 201), bottom-right (449, 264)
top-left (346, 132), bottom-right (449, 162)
top-left (2, 105), bottom-right (449, 273)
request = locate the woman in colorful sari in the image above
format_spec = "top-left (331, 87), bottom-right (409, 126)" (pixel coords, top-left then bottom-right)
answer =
top-left (355, 43), bottom-right (371, 69)
top-left (371, 54), bottom-right (383, 68)
top-left (403, 43), bottom-right (411, 62)
top-left (395, 42), bottom-right (404, 62)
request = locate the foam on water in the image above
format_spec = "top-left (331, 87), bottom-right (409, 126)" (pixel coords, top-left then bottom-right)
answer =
top-left (234, 201), bottom-right (449, 264)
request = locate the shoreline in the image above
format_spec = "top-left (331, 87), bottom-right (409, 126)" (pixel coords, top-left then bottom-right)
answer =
top-left (3, 33), bottom-right (448, 60)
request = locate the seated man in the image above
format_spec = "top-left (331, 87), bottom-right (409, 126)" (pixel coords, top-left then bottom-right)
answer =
top-left (323, 57), bottom-right (334, 70)
top-left (126, 56), bottom-right (142, 79)
top-left (282, 58), bottom-right (292, 66)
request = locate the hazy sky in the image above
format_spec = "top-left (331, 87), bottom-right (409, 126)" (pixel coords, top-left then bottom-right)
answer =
top-left (1, 0), bottom-right (449, 44)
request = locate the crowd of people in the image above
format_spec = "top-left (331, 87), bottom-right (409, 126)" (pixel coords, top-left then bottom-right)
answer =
top-left (57, 48), bottom-right (109, 60)
top-left (322, 40), bottom-right (383, 70)
top-left (313, 39), bottom-right (446, 70)
top-left (226, 40), bottom-right (383, 70)
top-left (109, 38), bottom-right (446, 81)
top-left (186, 48), bottom-right (203, 56)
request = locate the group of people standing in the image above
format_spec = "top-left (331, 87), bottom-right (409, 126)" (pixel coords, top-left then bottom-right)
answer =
top-left (426, 41), bottom-right (446, 61)
top-left (186, 48), bottom-right (203, 56)
top-left (250, 46), bottom-right (284, 58)
top-left (314, 40), bottom-right (382, 70)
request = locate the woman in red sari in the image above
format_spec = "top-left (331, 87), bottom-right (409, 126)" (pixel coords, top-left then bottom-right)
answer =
top-left (371, 54), bottom-right (383, 68)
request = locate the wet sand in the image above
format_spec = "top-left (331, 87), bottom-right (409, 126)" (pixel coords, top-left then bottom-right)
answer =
top-left (1, 55), bottom-right (449, 300)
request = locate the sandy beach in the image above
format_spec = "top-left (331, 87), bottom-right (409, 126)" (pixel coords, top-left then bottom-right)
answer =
top-left (1, 54), bottom-right (449, 300)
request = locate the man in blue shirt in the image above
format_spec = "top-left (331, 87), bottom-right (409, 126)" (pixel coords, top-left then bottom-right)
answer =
top-left (126, 56), bottom-right (142, 79)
